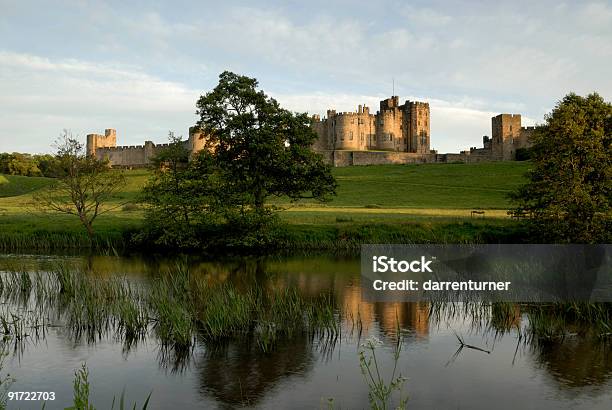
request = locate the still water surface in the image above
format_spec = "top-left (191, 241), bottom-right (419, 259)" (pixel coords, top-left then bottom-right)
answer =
top-left (0, 253), bottom-right (611, 409)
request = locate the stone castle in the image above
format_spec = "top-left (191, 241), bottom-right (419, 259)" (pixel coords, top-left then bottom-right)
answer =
top-left (311, 96), bottom-right (431, 154)
top-left (311, 96), bottom-right (534, 166)
top-left (86, 127), bottom-right (206, 167)
top-left (86, 95), bottom-right (534, 167)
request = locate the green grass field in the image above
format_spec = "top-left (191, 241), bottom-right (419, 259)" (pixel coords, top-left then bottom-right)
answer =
top-left (0, 162), bottom-right (531, 250)
top-left (0, 174), bottom-right (54, 197)
top-left (277, 161), bottom-right (530, 209)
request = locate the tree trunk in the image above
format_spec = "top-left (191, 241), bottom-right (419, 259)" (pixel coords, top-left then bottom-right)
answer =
top-left (254, 189), bottom-right (265, 213)
top-left (79, 214), bottom-right (95, 245)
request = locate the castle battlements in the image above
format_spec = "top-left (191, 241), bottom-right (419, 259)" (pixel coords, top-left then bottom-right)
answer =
top-left (86, 94), bottom-right (534, 168)
top-left (86, 127), bottom-right (206, 167)
top-left (312, 96), bottom-right (430, 154)
top-left (335, 111), bottom-right (370, 116)
top-left (311, 95), bottom-right (534, 166)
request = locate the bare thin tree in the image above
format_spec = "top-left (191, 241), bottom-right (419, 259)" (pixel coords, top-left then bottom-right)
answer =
top-left (33, 130), bottom-right (126, 242)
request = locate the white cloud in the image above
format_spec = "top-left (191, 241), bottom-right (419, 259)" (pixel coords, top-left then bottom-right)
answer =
top-left (1, 1), bottom-right (611, 154)
top-left (0, 51), bottom-right (200, 153)
top-left (579, 2), bottom-right (612, 29)
top-left (0, 51), bottom-right (520, 155)
top-left (401, 7), bottom-right (452, 26)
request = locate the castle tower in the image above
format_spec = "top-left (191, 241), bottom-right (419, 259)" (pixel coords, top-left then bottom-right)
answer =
top-left (491, 114), bottom-right (521, 160)
top-left (324, 110), bottom-right (337, 150)
top-left (310, 114), bottom-right (329, 152)
top-left (331, 104), bottom-right (375, 151)
top-left (86, 128), bottom-right (117, 157)
top-left (375, 97), bottom-right (403, 151)
top-left (404, 101), bottom-right (430, 154)
top-left (333, 113), bottom-right (361, 150)
top-left (309, 95), bottom-right (432, 156)
top-left (188, 126), bottom-right (207, 157)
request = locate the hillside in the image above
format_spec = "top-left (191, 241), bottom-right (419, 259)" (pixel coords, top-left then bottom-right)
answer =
top-left (279, 161), bottom-right (530, 209)
top-left (0, 161), bottom-right (531, 213)
top-left (0, 162), bottom-right (531, 249)
top-left (0, 174), bottom-right (54, 198)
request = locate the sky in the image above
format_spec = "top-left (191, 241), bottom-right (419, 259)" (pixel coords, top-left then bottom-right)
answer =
top-left (1, 0), bottom-right (611, 154)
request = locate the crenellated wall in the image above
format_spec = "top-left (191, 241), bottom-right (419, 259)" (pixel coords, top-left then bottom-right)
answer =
top-left (86, 127), bottom-right (207, 167)
top-left (311, 96), bottom-right (431, 155)
top-left (85, 96), bottom-right (534, 169)
top-left (311, 95), bottom-right (534, 166)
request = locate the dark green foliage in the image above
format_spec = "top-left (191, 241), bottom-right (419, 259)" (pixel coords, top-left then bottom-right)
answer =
top-left (0, 152), bottom-right (40, 176)
top-left (514, 147), bottom-right (532, 161)
top-left (139, 134), bottom-right (218, 248)
top-left (0, 152), bottom-right (61, 177)
top-left (196, 71), bottom-right (336, 212)
top-left (510, 93), bottom-right (612, 243)
top-left (141, 72), bottom-right (337, 250)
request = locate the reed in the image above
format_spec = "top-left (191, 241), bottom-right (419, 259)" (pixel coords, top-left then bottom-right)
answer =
top-left (148, 265), bottom-right (340, 351)
top-left (67, 363), bottom-right (151, 410)
top-left (0, 344), bottom-right (15, 410)
top-left (0, 262), bottom-right (340, 353)
top-left (0, 232), bottom-right (125, 252)
top-left (1, 262), bottom-right (608, 362)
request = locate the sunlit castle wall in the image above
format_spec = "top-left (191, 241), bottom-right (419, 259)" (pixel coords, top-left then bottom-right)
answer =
top-left (375, 97), bottom-right (404, 151)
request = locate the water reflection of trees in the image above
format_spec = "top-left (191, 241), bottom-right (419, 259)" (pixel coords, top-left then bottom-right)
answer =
top-left (533, 338), bottom-right (612, 389)
top-left (195, 336), bottom-right (314, 407)
top-left (4, 254), bottom-right (612, 402)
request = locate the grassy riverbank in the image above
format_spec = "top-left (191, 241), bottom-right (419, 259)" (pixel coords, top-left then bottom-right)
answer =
top-left (0, 162), bottom-right (531, 251)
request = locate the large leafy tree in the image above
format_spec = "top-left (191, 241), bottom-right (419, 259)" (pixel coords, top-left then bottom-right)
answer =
top-left (140, 134), bottom-right (217, 247)
top-left (510, 93), bottom-right (611, 243)
top-left (196, 71), bottom-right (336, 215)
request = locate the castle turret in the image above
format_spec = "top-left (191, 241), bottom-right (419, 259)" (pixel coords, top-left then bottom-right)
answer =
top-left (491, 114), bottom-right (521, 160)
top-left (86, 128), bottom-right (117, 157)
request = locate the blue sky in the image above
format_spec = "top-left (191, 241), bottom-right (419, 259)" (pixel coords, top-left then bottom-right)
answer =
top-left (1, 0), bottom-right (611, 153)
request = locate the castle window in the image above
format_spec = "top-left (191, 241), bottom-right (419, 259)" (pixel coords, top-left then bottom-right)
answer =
top-left (349, 131), bottom-right (353, 140)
